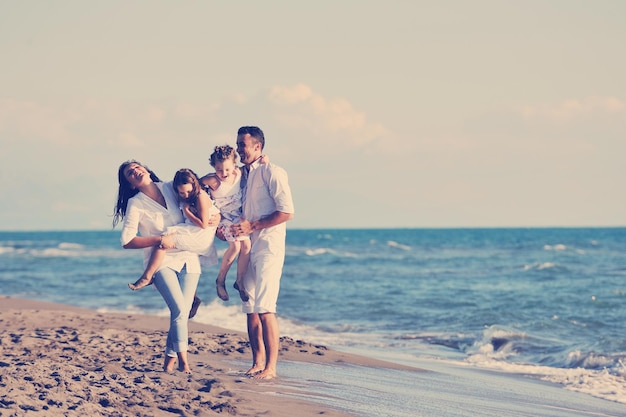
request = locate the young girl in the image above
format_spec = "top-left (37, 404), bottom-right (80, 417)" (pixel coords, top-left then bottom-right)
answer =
top-left (201, 145), bottom-right (252, 302)
top-left (129, 168), bottom-right (220, 291)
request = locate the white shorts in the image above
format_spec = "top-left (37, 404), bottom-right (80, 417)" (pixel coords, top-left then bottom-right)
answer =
top-left (241, 250), bottom-right (285, 314)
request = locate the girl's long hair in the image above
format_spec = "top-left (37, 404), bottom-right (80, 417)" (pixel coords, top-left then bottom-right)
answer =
top-left (112, 160), bottom-right (160, 228)
top-left (173, 168), bottom-right (202, 207)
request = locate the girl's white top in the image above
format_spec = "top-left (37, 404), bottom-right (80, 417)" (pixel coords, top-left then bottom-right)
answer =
top-left (210, 173), bottom-right (243, 225)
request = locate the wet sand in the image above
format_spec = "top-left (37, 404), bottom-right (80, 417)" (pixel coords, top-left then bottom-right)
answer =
top-left (0, 296), bottom-right (415, 416)
top-left (2, 296), bottom-right (624, 416)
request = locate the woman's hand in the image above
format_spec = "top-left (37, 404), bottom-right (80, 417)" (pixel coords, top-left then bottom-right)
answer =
top-left (207, 212), bottom-right (221, 228)
top-left (160, 234), bottom-right (176, 249)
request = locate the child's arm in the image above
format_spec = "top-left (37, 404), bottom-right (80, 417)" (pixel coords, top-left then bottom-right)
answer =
top-left (200, 173), bottom-right (220, 192)
top-left (183, 191), bottom-right (214, 229)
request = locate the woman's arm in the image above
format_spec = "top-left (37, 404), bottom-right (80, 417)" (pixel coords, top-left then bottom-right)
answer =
top-left (120, 198), bottom-right (164, 249)
top-left (123, 235), bottom-right (163, 249)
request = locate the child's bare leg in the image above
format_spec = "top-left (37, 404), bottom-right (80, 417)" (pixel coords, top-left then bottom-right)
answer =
top-left (215, 241), bottom-right (240, 301)
top-left (129, 246), bottom-right (166, 290)
top-left (234, 238), bottom-right (251, 302)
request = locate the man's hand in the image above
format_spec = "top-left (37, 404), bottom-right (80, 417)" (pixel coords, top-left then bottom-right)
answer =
top-left (231, 219), bottom-right (253, 238)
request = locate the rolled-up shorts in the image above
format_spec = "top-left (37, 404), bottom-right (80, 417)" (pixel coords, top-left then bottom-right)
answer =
top-left (242, 249), bottom-right (285, 314)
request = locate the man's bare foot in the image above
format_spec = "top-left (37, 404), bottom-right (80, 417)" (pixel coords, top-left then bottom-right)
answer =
top-left (164, 356), bottom-right (177, 373)
top-left (216, 280), bottom-right (229, 301)
top-left (189, 295), bottom-right (201, 319)
top-left (252, 369), bottom-right (277, 380)
top-left (233, 281), bottom-right (249, 302)
top-left (129, 275), bottom-right (152, 291)
top-left (245, 365), bottom-right (264, 376)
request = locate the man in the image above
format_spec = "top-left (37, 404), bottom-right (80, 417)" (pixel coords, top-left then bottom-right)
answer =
top-left (231, 126), bottom-right (294, 380)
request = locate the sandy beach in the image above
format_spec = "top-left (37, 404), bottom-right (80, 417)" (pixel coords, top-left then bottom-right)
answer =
top-left (2, 295), bottom-right (625, 417)
top-left (0, 296), bottom-right (414, 417)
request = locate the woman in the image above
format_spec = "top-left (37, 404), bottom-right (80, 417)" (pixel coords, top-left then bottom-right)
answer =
top-left (113, 160), bottom-right (217, 373)
top-left (128, 168), bottom-right (220, 291)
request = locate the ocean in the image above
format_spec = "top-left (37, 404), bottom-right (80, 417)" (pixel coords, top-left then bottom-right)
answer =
top-left (1, 227), bottom-right (625, 408)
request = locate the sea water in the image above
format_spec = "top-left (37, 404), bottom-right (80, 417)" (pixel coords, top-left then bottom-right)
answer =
top-left (1, 228), bottom-right (625, 406)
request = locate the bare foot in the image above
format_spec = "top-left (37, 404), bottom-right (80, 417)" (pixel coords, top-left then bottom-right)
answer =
top-left (164, 356), bottom-right (177, 373)
top-left (252, 369), bottom-right (277, 380)
top-left (233, 281), bottom-right (249, 302)
top-left (216, 280), bottom-right (229, 301)
top-left (129, 275), bottom-right (153, 291)
top-left (245, 365), bottom-right (264, 376)
top-left (178, 364), bottom-right (192, 374)
top-left (189, 295), bottom-right (201, 319)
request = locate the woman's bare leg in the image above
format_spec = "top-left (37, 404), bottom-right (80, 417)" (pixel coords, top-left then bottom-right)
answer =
top-left (163, 355), bottom-right (176, 373)
top-left (129, 246), bottom-right (166, 290)
top-left (215, 241), bottom-right (240, 301)
top-left (177, 351), bottom-right (192, 374)
top-left (163, 353), bottom-right (190, 374)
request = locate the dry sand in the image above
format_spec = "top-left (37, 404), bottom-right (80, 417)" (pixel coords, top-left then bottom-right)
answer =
top-left (4, 296), bottom-right (624, 417)
top-left (0, 296), bottom-right (416, 416)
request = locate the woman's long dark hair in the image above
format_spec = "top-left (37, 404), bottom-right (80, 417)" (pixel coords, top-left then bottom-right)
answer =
top-left (112, 160), bottom-right (160, 228)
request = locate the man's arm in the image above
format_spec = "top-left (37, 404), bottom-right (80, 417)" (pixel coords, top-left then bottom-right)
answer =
top-left (232, 211), bottom-right (293, 236)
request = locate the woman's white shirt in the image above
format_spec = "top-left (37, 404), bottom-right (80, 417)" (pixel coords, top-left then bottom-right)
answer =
top-left (120, 181), bottom-right (201, 274)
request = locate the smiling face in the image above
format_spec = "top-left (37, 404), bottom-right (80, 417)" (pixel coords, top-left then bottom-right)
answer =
top-left (236, 133), bottom-right (262, 165)
top-left (122, 162), bottom-right (151, 189)
top-left (213, 158), bottom-right (237, 182)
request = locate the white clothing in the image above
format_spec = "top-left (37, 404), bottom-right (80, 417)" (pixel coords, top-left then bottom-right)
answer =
top-left (120, 181), bottom-right (201, 274)
top-left (210, 172), bottom-right (248, 243)
top-left (166, 203), bottom-right (220, 266)
top-left (211, 173), bottom-right (244, 224)
top-left (241, 160), bottom-right (294, 314)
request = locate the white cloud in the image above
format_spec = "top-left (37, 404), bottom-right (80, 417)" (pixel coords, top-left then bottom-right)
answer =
top-left (0, 98), bottom-right (77, 144)
top-left (266, 84), bottom-right (389, 150)
top-left (0, 84), bottom-right (391, 155)
top-left (113, 132), bottom-right (144, 148)
top-left (2, 89), bottom-right (624, 230)
top-left (519, 97), bottom-right (626, 122)
top-left (0, 85), bottom-right (398, 229)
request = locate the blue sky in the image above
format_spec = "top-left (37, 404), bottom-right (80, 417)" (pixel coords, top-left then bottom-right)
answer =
top-left (1, 1), bottom-right (624, 230)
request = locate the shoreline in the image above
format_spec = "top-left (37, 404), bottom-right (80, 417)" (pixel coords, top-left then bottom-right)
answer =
top-left (0, 296), bottom-right (417, 416)
top-left (2, 295), bottom-right (625, 417)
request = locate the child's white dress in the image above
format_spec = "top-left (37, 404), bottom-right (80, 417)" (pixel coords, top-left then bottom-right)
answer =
top-left (210, 174), bottom-right (248, 242)
top-left (165, 203), bottom-right (220, 266)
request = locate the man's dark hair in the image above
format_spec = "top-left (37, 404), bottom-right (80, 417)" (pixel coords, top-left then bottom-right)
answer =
top-left (238, 126), bottom-right (265, 150)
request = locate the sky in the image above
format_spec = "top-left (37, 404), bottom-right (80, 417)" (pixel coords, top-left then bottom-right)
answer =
top-left (1, 1), bottom-right (624, 230)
